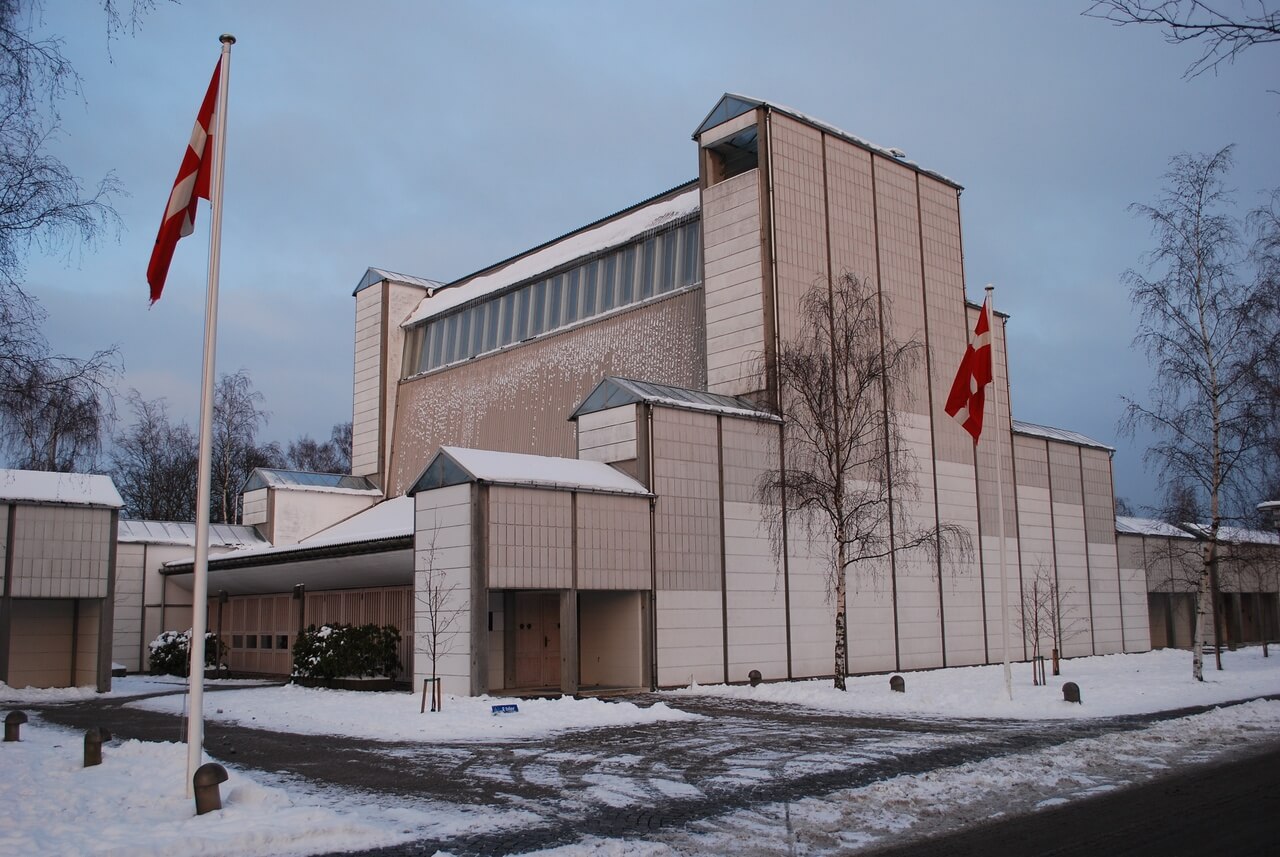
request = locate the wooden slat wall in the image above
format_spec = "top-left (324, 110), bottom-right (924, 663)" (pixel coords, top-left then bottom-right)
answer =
top-left (218, 585), bottom-right (413, 678)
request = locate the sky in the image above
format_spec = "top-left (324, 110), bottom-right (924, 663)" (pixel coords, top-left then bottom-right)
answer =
top-left (3, 647), bottom-right (1279, 855)
top-left (19, 1), bottom-right (1279, 512)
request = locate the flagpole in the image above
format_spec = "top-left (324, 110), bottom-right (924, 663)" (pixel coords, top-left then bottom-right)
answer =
top-left (186, 33), bottom-right (235, 796)
top-left (985, 284), bottom-right (1013, 701)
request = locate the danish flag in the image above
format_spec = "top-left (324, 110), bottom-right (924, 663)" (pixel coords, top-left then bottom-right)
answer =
top-left (945, 297), bottom-right (993, 443)
top-left (146, 62), bottom-right (221, 304)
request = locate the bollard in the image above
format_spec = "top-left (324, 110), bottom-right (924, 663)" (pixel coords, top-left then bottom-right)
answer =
top-left (4, 711), bottom-right (28, 742)
top-left (1062, 681), bottom-right (1082, 704)
top-left (83, 727), bottom-right (111, 767)
top-left (748, 669), bottom-right (762, 687)
top-left (193, 762), bottom-right (230, 815)
top-left (889, 674), bottom-right (905, 693)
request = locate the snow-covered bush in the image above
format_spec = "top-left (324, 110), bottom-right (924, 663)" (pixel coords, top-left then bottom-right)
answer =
top-left (148, 630), bottom-right (226, 676)
top-left (291, 623), bottom-right (402, 680)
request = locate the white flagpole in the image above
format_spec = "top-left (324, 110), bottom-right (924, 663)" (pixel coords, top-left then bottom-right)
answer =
top-left (186, 33), bottom-right (235, 796)
top-left (985, 284), bottom-right (1013, 701)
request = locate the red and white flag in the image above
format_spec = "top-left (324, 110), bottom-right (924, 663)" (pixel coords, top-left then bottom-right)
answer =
top-left (146, 62), bottom-right (221, 304)
top-left (945, 297), bottom-right (993, 443)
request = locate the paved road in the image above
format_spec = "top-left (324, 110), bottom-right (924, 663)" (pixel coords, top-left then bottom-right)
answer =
top-left (25, 687), bottom-right (1280, 856)
top-left (857, 741), bottom-right (1280, 857)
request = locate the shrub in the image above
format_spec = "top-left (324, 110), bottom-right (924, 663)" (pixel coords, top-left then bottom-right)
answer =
top-left (148, 630), bottom-right (227, 676)
top-left (292, 623), bottom-right (402, 680)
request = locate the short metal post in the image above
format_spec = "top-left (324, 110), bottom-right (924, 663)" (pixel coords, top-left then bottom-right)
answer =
top-left (193, 762), bottom-right (229, 815)
top-left (84, 727), bottom-right (111, 767)
top-left (4, 711), bottom-right (28, 742)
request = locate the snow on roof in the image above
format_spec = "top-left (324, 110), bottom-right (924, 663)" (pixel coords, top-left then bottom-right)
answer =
top-left (402, 184), bottom-right (700, 328)
top-left (1115, 516), bottom-right (1195, 539)
top-left (1180, 523), bottom-right (1280, 546)
top-left (241, 468), bottom-right (380, 495)
top-left (0, 470), bottom-right (122, 509)
top-left (163, 497), bottom-right (414, 569)
top-left (117, 520), bottom-right (268, 547)
top-left (297, 495), bottom-right (414, 548)
top-left (436, 447), bottom-right (650, 496)
top-left (1012, 420), bottom-right (1114, 452)
top-left (571, 376), bottom-right (778, 422)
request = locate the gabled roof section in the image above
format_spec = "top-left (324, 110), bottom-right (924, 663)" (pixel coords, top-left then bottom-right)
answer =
top-left (353, 267), bottom-right (443, 296)
top-left (240, 468), bottom-right (379, 494)
top-left (1012, 420), bottom-right (1115, 453)
top-left (402, 182), bottom-right (699, 328)
top-left (0, 469), bottom-right (122, 509)
top-left (694, 93), bottom-right (962, 191)
top-left (570, 376), bottom-right (779, 423)
top-left (118, 520), bottom-right (268, 547)
top-left (410, 447), bottom-right (650, 497)
top-left (693, 94), bottom-right (764, 138)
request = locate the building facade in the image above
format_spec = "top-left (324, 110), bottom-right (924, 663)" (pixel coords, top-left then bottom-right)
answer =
top-left (0, 470), bottom-right (121, 690)
top-left (159, 95), bottom-right (1155, 696)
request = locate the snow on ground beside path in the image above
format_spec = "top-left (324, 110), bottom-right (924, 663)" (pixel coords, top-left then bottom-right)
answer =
top-left (668, 646), bottom-right (1280, 718)
top-left (125, 683), bottom-right (701, 741)
top-left (0, 720), bottom-right (443, 857)
top-left (522, 699), bottom-right (1280, 857)
top-left (0, 674), bottom-right (275, 704)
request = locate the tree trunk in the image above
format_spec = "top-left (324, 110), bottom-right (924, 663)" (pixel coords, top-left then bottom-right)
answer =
top-left (1192, 541), bottom-right (1212, 681)
top-left (834, 537), bottom-right (848, 691)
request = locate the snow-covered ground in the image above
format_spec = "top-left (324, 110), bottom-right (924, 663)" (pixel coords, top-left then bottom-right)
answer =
top-left (667, 645), bottom-right (1279, 719)
top-left (1, 647), bottom-right (1277, 857)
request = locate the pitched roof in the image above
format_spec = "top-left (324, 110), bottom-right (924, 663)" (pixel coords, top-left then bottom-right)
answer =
top-left (1012, 420), bottom-right (1114, 453)
top-left (1115, 516), bottom-right (1195, 538)
top-left (411, 447), bottom-right (650, 497)
top-left (570, 376), bottom-right (778, 422)
top-left (117, 520), bottom-right (268, 547)
top-left (353, 267), bottom-right (443, 295)
top-left (240, 468), bottom-right (380, 495)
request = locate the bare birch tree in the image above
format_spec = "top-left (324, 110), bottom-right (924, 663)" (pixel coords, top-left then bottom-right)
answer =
top-left (1120, 146), bottom-right (1280, 680)
top-left (211, 369), bottom-right (281, 523)
top-left (757, 273), bottom-right (969, 690)
top-left (415, 521), bottom-right (461, 707)
top-left (109, 391), bottom-right (198, 520)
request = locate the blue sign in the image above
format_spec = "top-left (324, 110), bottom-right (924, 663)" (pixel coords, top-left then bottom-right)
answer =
top-left (491, 703), bottom-right (520, 716)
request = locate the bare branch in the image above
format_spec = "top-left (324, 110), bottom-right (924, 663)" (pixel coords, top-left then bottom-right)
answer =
top-left (1085, 1), bottom-right (1280, 78)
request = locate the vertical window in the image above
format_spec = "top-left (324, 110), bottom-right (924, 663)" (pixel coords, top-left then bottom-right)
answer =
top-left (601, 255), bottom-right (618, 311)
top-left (531, 281), bottom-right (547, 335)
top-left (639, 236), bottom-right (657, 299)
top-left (581, 261), bottom-right (598, 318)
top-left (484, 300), bottom-right (499, 352)
top-left (618, 246), bottom-right (636, 305)
top-left (681, 221), bottom-right (700, 286)
top-left (500, 291), bottom-right (516, 346)
top-left (429, 320), bottom-right (445, 368)
top-left (564, 268), bottom-right (581, 325)
top-left (445, 313), bottom-right (461, 363)
top-left (547, 274), bottom-right (564, 330)
top-left (515, 286), bottom-right (531, 340)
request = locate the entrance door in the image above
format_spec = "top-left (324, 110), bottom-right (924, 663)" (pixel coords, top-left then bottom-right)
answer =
top-left (514, 593), bottom-right (561, 688)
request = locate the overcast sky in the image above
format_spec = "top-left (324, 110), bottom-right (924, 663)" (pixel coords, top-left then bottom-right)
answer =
top-left (23, 1), bottom-right (1279, 512)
